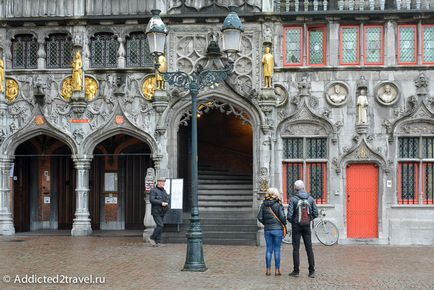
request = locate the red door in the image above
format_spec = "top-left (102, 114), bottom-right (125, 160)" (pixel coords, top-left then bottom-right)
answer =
top-left (346, 164), bottom-right (378, 238)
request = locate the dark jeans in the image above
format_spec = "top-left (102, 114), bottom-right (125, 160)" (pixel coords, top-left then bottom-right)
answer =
top-left (264, 229), bottom-right (284, 269)
top-left (291, 223), bottom-right (315, 273)
top-left (150, 214), bottom-right (164, 243)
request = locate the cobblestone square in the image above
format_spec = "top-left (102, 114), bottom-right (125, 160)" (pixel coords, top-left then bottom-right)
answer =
top-left (0, 235), bottom-right (433, 289)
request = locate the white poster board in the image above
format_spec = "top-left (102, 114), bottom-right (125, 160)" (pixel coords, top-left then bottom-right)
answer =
top-left (104, 172), bottom-right (118, 192)
top-left (164, 178), bottom-right (183, 210)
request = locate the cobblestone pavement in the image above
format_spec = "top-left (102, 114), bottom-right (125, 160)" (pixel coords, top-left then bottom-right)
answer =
top-left (0, 235), bottom-right (433, 290)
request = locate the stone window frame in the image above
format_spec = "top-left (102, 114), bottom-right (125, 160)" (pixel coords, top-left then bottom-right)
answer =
top-left (46, 33), bottom-right (73, 69)
top-left (397, 136), bottom-right (434, 205)
top-left (125, 32), bottom-right (153, 68)
top-left (11, 34), bottom-right (38, 69)
top-left (90, 32), bottom-right (119, 68)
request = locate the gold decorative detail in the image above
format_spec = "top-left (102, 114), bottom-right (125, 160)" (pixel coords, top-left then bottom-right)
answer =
top-left (261, 46), bottom-right (274, 88)
top-left (156, 55), bottom-right (167, 90)
top-left (61, 76), bottom-right (99, 101)
top-left (142, 76), bottom-right (157, 100)
top-left (5, 78), bottom-right (19, 102)
top-left (0, 59), bottom-right (4, 93)
top-left (85, 76), bottom-right (98, 101)
top-left (72, 50), bottom-right (83, 92)
top-left (35, 115), bottom-right (45, 126)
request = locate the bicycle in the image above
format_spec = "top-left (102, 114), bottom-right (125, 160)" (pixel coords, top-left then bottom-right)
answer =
top-left (282, 209), bottom-right (339, 246)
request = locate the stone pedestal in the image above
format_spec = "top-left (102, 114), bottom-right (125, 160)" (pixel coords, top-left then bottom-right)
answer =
top-left (0, 158), bottom-right (15, 235)
top-left (71, 91), bottom-right (87, 118)
top-left (71, 157), bottom-right (92, 236)
top-left (143, 191), bottom-right (156, 241)
top-left (356, 124), bottom-right (368, 134)
top-left (152, 89), bottom-right (169, 114)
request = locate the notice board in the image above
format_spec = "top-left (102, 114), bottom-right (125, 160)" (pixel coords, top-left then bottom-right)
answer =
top-left (163, 178), bottom-right (183, 225)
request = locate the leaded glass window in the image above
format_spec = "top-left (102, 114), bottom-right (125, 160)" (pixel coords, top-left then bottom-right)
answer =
top-left (308, 27), bottom-right (326, 65)
top-left (284, 27), bottom-right (302, 66)
top-left (340, 27), bottom-right (359, 65)
top-left (90, 33), bottom-right (119, 68)
top-left (423, 163), bottom-right (434, 204)
top-left (423, 25), bottom-right (434, 64)
top-left (399, 162), bottom-right (418, 204)
top-left (46, 34), bottom-right (73, 68)
top-left (365, 26), bottom-right (383, 65)
top-left (126, 32), bottom-right (153, 67)
top-left (12, 34), bottom-right (38, 69)
top-left (282, 137), bottom-right (328, 203)
top-left (398, 137), bottom-right (419, 158)
top-left (398, 25), bottom-right (417, 64)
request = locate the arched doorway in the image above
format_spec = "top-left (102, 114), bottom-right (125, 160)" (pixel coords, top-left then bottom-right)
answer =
top-left (91, 134), bottom-right (153, 230)
top-left (178, 107), bottom-right (253, 211)
top-left (13, 135), bottom-right (75, 232)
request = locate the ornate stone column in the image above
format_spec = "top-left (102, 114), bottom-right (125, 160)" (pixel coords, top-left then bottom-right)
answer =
top-left (71, 157), bottom-right (92, 236)
top-left (37, 36), bottom-right (46, 69)
top-left (117, 37), bottom-right (126, 69)
top-left (0, 157), bottom-right (15, 235)
top-left (143, 168), bottom-right (156, 241)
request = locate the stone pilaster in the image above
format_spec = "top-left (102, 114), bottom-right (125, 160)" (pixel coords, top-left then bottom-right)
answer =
top-left (0, 157), bottom-right (15, 235)
top-left (117, 37), bottom-right (126, 69)
top-left (71, 157), bottom-right (92, 236)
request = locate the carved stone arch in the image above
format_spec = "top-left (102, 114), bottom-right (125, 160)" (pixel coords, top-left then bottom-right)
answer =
top-left (45, 29), bottom-right (73, 40)
top-left (81, 126), bottom-right (158, 159)
top-left (277, 101), bottom-right (337, 142)
top-left (334, 138), bottom-right (387, 175)
top-left (1, 128), bottom-right (78, 157)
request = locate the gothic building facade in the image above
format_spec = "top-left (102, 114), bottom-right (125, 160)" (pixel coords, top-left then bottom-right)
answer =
top-left (0, 0), bottom-right (433, 245)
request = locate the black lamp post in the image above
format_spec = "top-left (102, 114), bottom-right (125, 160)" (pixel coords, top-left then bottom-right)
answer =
top-left (146, 7), bottom-right (243, 272)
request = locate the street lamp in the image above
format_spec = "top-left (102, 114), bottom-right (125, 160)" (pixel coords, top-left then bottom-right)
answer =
top-left (146, 8), bottom-right (243, 272)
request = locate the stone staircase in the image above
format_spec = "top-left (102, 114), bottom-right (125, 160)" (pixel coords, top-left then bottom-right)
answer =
top-left (162, 168), bottom-right (257, 245)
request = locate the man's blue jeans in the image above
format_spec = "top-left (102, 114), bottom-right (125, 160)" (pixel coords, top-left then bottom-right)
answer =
top-left (264, 229), bottom-right (284, 269)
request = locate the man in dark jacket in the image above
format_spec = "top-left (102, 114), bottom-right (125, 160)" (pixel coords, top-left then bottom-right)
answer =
top-left (148, 177), bottom-right (169, 246)
top-left (287, 180), bottom-right (318, 278)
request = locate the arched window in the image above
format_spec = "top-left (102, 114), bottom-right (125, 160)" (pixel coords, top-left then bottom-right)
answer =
top-left (12, 34), bottom-right (38, 69)
top-left (126, 32), bottom-right (153, 67)
top-left (46, 34), bottom-right (73, 68)
top-left (90, 33), bottom-right (119, 68)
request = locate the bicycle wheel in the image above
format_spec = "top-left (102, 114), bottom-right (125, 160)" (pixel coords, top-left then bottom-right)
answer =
top-left (314, 220), bottom-right (339, 246)
top-left (282, 224), bottom-right (292, 244)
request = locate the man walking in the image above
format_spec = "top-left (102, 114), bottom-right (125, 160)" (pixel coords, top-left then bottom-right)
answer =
top-left (148, 177), bottom-right (169, 246)
top-left (287, 180), bottom-right (318, 278)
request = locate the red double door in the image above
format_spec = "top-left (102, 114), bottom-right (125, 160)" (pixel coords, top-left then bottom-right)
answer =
top-left (346, 164), bottom-right (379, 239)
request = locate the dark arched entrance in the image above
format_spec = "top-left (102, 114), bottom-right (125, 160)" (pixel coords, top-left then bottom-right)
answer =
top-left (178, 108), bottom-right (253, 211)
top-left (91, 134), bottom-right (153, 230)
top-left (13, 135), bottom-right (75, 232)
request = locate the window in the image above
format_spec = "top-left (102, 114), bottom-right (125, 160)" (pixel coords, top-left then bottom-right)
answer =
top-left (126, 32), bottom-right (153, 67)
top-left (283, 27), bottom-right (303, 66)
top-left (282, 137), bottom-right (327, 204)
top-left (46, 34), bottom-right (73, 68)
top-left (340, 26), bottom-right (360, 65)
top-left (397, 25), bottom-right (417, 65)
top-left (90, 33), bottom-right (119, 68)
top-left (398, 137), bottom-right (434, 204)
top-left (12, 34), bottom-right (38, 69)
top-left (307, 27), bottom-right (327, 66)
top-left (364, 25), bottom-right (384, 65)
top-left (422, 24), bottom-right (434, 64)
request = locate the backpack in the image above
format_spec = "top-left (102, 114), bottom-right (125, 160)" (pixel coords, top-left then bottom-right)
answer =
top-left (295, 196), bottom-right (311, 226)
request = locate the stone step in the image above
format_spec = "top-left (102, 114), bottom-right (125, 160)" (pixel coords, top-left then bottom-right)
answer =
top-left (198, 190), bottom-right (252, 195)
top-left (199, 200), bottom-right (252, 206)
top-left (199, 211), bottom-right (257, 218)
top-left (198, 179), bottom-right (252, 185)
top-left (198, 184), bottom-right (253, 190)
top-left (198, 195), bottom-right (252, 201)
top-left (199, 174), bottom-right (252, 180)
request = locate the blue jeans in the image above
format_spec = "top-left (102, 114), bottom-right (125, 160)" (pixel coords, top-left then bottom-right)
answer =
top-left (264, 229), bottom-right (283, 269)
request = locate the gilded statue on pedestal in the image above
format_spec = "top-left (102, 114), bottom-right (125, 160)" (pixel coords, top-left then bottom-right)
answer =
top-left (261, 46), bottom-right (274, 88)
top-left (6, 79), bottom-right (19, 102)
top-left (0, 59), bottom-right (4, 93)
top-left (72, 50), bottom-right (83, 92)
top-left (156, 55), bottom-right (167, 90)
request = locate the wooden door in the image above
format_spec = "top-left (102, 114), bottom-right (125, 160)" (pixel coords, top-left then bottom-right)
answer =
top-left (346, 163), bottom-right (379, 238)
top-left (13, 156), bottom-right (31, 232)
top-left (89, 155), bottom-right (103, 230)
top-left (122, 155), bottom-right (148, 230)
top-left (55, 156), bottom-right (76, 230)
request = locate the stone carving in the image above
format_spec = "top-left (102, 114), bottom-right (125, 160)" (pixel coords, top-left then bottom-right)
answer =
top-left (263, 23), bottom-right (272, 45)
top-left (258, 167), bottom-right (269, 192)
top-left (87, 77), bottom-right (116, 131)
top-left (377, 83), bottom-right (398, 105)
top-left (281, 123), bottom-right (327, 136)
top-left (415, 73), bottom-right (429, 95)
top-left (397, 122), bottom-right (434, 134)
top-left (73, 128), bottom-right (85, 144)
top-left (5, 78), bottom-right (19, 102)
top-left (297, 75), bottom-right (310, 97)
top-left (0, 58), bottom-right (4, 93)
top-left (325, 83), bottom-right (348, 106)
top-left (142, 75), bottom-right (156, 101)
top-left (168, 0), bottom-right (261, 13)
top-left (261, 47), bottom-right (274, 88)
top-left (357, 88), bottom-right (368, 124)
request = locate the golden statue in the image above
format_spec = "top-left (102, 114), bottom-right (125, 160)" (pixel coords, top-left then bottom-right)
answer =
top-left (85, 77), bottom-right (98, 101)
top-left (61, 77), bottom-right (73, 101)
top-left (142, 76), bottom-right (156, 100)
top-left (261, 47), bottom-right (274, 88)
top-left (72, 50), bottom-right (83, 92)
top-left (0, 59), bottom-right (4, 93)
top-left (156, 55), bottom-right (167, 90)
top-left (6, 79), bottom-right (19, 102)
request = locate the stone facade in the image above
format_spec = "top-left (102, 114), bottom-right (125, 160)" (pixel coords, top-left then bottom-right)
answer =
top-left (0, 0), bottom-right (433, 245)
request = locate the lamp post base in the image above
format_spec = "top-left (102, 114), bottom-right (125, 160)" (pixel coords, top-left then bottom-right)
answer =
top-left (182, 207), bottom-right (207, 272)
